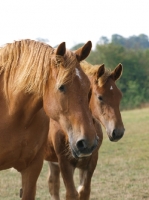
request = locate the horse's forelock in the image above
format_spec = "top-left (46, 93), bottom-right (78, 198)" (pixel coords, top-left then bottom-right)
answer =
top-left (55, 50), bottom-right (77, 89)
top-left (97, 68), bottom-right (111, 87)
top-left (80, 61), bottom-right (111, 87)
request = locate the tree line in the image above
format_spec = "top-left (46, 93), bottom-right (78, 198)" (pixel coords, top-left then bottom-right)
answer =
top-left (71, 34), bottom-right (149, 110)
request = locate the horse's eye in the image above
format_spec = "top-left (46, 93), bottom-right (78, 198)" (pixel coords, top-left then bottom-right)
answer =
top-left (98, 96), bottom-right (103, 101)
top-left (58, 85), bottom-right (65, 92)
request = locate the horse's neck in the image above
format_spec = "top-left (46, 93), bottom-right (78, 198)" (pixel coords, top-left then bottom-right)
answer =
top-left (11, 92), bottom-right (42, 123)
top-left (0, 75), bottom-right (43, 126)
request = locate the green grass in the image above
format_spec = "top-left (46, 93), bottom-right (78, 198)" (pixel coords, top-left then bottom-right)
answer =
top-left (0, 107), bottom-right (149, 199)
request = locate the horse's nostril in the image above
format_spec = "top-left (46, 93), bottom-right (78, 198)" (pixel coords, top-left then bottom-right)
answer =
top-left (76, 139), bottom-right (87, 150)
top-left (112, 128), bottom-right (124, 140)
top-left (112, 129), bottom-right (116, 138)
top-left (75, 138), bottom-right (98, 156)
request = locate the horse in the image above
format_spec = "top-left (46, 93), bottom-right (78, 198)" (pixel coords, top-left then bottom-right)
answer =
top-left (0, 40), bottom-right (98, 200)
top-left (44, 61), bottom-right (125, 200)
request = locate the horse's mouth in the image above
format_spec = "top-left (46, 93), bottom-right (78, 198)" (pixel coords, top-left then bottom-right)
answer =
top-left (71, 148), bottom-right (92, 159)
top-left (78, 153), bottom-right (92, 158)
top-left (109, 137), bottom-right (118, 142)
top-left (108, 135), bottom-right (122, 142)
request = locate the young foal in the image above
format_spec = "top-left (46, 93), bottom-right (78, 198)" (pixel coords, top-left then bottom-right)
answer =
top-left (0, 40), bottom-right (98, 200)
top-left (45, 61), bottom-right (125, 200)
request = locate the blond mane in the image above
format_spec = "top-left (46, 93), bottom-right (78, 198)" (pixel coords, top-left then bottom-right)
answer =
top-left (0, 39), bottom-right (76, 100)
top-left (80, 60), bottom-right (111, 86)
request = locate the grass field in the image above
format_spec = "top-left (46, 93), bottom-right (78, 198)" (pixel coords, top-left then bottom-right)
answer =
top-left (0, 107), bottom-right (149, 200)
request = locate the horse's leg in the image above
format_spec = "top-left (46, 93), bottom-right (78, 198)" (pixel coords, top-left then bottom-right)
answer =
top-left (48, 161), bottom-right (60, 200)
top-left (58, 157), bottom-right (79, 200)
top-left (20, 150), bottom-right (44, 200)
top-left (78, 152), bottom-right (98, 200)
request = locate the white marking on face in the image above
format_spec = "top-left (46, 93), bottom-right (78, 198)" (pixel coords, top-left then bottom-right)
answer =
top-left (75, 68), bottom-right (82, 80)
top-left (110, 86), bottom-right (113, 90)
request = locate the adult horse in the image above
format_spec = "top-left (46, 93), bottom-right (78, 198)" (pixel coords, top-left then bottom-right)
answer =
top-left (44, 61), bottom-right (125, 200)
top-left (0, 40), bottom-right (98, 200)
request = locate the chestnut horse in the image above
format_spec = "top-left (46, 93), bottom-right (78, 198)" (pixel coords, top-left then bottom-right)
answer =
top-left (44, 61), bottom-right (125, 200)
top-left (0, 40), bottom-right (98, 200)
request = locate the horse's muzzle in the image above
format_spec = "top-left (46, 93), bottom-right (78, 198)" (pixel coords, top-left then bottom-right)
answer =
top-left (72, 137), bottom-right (99, 158)
top-left (109, 128), bottom-right (125, 142)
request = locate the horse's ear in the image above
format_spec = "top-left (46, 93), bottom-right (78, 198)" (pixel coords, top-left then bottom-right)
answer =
top-left (75, 41), bottom-right (92, 62)
top-left (111, 63), bottom-right (123, 81)
top-left (96, 64), bottom-right (105, 79)
top-left (56, 42), bottom-right (66, 56)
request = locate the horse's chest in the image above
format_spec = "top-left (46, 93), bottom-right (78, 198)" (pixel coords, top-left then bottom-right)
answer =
top-left (70, 156), bottom-right (90, 169)
top-left (0, 118), bottom-right (45, 171)
top-left (0, 134), bottom-right (39, 171)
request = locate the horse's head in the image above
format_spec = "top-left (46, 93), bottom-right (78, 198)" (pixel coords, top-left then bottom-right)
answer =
top-left (88, 63), bottom-right (125, 142)
top-left (43, 41), bottom-right (98, 158)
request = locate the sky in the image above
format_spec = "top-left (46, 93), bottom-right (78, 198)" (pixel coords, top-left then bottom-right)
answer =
top-left (0, 0), bottom-right (149, 49)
